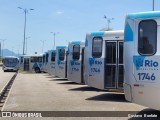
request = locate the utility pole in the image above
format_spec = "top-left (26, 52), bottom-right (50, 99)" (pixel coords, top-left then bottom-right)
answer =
top-left (25, 36), bottom-right (31, 54)
top-left (50, 32), bottom-right (59, 50)
top-left (18, 7), bottom-right (34, 55)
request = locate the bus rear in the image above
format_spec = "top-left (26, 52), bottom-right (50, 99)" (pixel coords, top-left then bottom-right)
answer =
top-left (67, 41), bottom-right (85, 84)
top-left (48, 50), bottom-right (56, 76)
top-left (124, 11), bottom-right (160, 110)
top-left (84, 31), bottom-right (124, 90)
top-left (55, 46), bottom-right (68, 78)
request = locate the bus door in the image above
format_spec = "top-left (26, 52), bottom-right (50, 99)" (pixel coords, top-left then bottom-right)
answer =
top-left (105, 41), bottom-right (124, 89)
top-left (24, 58), bottom-right (30, 71)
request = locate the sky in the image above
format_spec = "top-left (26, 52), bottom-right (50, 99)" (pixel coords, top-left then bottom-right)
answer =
top-left (0, 0), bottom-right (160, 55)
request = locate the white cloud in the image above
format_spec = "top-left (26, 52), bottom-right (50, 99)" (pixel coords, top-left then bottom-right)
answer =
top-left (56, 11), bottom-right (64, 15)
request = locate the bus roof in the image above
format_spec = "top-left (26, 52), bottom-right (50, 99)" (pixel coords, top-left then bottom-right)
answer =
top-left (48, 50), bottom-right (56, 52)
top-left (3, 56), bottom-right (19, 59)
top-left (127, 11), bottom-right (160, 19)
top-left (56, 46), bottom-right (67, 49)
top-left (68, 41), bottom-right (85, 45)
top-left (23, 54), bottom-right (42, 57)
top-left (87, 30), bottom-right (124, 37)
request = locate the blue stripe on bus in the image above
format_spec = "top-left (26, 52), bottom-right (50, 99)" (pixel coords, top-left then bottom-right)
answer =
top-left (124, 23), bottom-right (133, 42)
top-left (91, 32), bottom-right (104, 36)
top-left (85, 38), bottom-right (88, 47)
top-left (71, 41), bottom-right (81, 44)
top-left (128, 11), bottom-right (160, 19)
top-left (56, 46), bottom-right (66, 49)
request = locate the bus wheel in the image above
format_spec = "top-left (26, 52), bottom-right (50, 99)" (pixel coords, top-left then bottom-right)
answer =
top-left (35, 67), bottom-right (40, 73)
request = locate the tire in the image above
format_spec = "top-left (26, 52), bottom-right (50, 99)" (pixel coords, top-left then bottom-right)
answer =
top-left (35, 67), bottom-right (41, 73)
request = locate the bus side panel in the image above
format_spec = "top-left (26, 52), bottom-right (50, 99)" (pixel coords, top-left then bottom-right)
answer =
top-left (124, 42), bottom-right (134, 101)
top-left (84, 45), bottom-right (88, 85)
top-left (124, 19), bottom-right (135, 102)
top-left (48, 52), bottom-right (53, 74)
top-left (55, 49), bottom-right (59, 77)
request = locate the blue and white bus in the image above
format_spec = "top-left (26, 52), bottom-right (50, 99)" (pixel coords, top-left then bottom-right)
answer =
top-left (124, 11), bottom-right (160, 110)
top-left (67, 41), bottom-right (85, 83)
top-left (22, 54), bottom-right (43, 73)
top-left (55, 46), bottom-right (68, 78)
top-left (2, 56), bottom-right (19, 72)
top-left (84, 30), bottom-right (124, 90)
top-left (48, 50), bottom-right (56, 76)
top-left (41, 52), bottom-right (49, 73)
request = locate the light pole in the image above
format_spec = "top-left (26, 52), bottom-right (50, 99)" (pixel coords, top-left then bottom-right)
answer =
top-left (18, 7), bottom-right (34, 55)
top-left (40, 40), bottom-right (46, 53)
top-left (25, 36), bottom-right (31, 54)
top-left (153, 0), bottom-right (155, 11)
top-left (104, 15), bottom-right (114, 31)
top-left (50, 32), bottom-right (59, 50)
top-left (0, 39), bottom-right (6, 57)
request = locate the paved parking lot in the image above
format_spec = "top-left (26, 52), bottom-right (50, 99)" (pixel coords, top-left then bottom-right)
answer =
top-left (0, 67), bottom-right (15, 93)
top-left (1, 71), bottom-right (153, 120)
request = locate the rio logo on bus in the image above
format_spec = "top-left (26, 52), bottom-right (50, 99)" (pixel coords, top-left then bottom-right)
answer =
top-left (133, 56), bottom-right (159, 70)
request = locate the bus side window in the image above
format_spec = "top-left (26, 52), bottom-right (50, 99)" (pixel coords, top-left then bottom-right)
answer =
top-left (73, 44), bottom-right (80, 61)
top-left (138, 20), bottom-right (157, 55)
top-left (31, 57), bottom-right (37, 63)
top-left (59, 49), bottom-right (65, 61)
top-left (92, 37), bottom-right (103, 58)
top-left (30, 57), bottom-right (34, 62)
top-left (38, 57), bottom-right (42, 62)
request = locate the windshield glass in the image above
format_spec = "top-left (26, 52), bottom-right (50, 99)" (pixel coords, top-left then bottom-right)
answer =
top-left (3, 58), bottom-right (18, 67)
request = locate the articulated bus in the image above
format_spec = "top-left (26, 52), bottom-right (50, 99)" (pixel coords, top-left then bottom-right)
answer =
top-left (22, 54), bottom-right (43, 73)
top-left (2, 56), bottom-right (19, 72)
top-left (67, 41), bottom-right (85, 84)
top-left (124, 11), bottom-right (160, 110)
top-left (55, 46), bottom-right (68, 78)
top-left (48, 50), bottom-right (56, 75)
top-left (84, 30), bottom-right (124, 90)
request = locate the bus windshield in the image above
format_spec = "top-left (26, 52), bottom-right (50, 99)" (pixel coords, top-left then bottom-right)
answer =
top-left (3, 58), bottom-right (19, 67)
